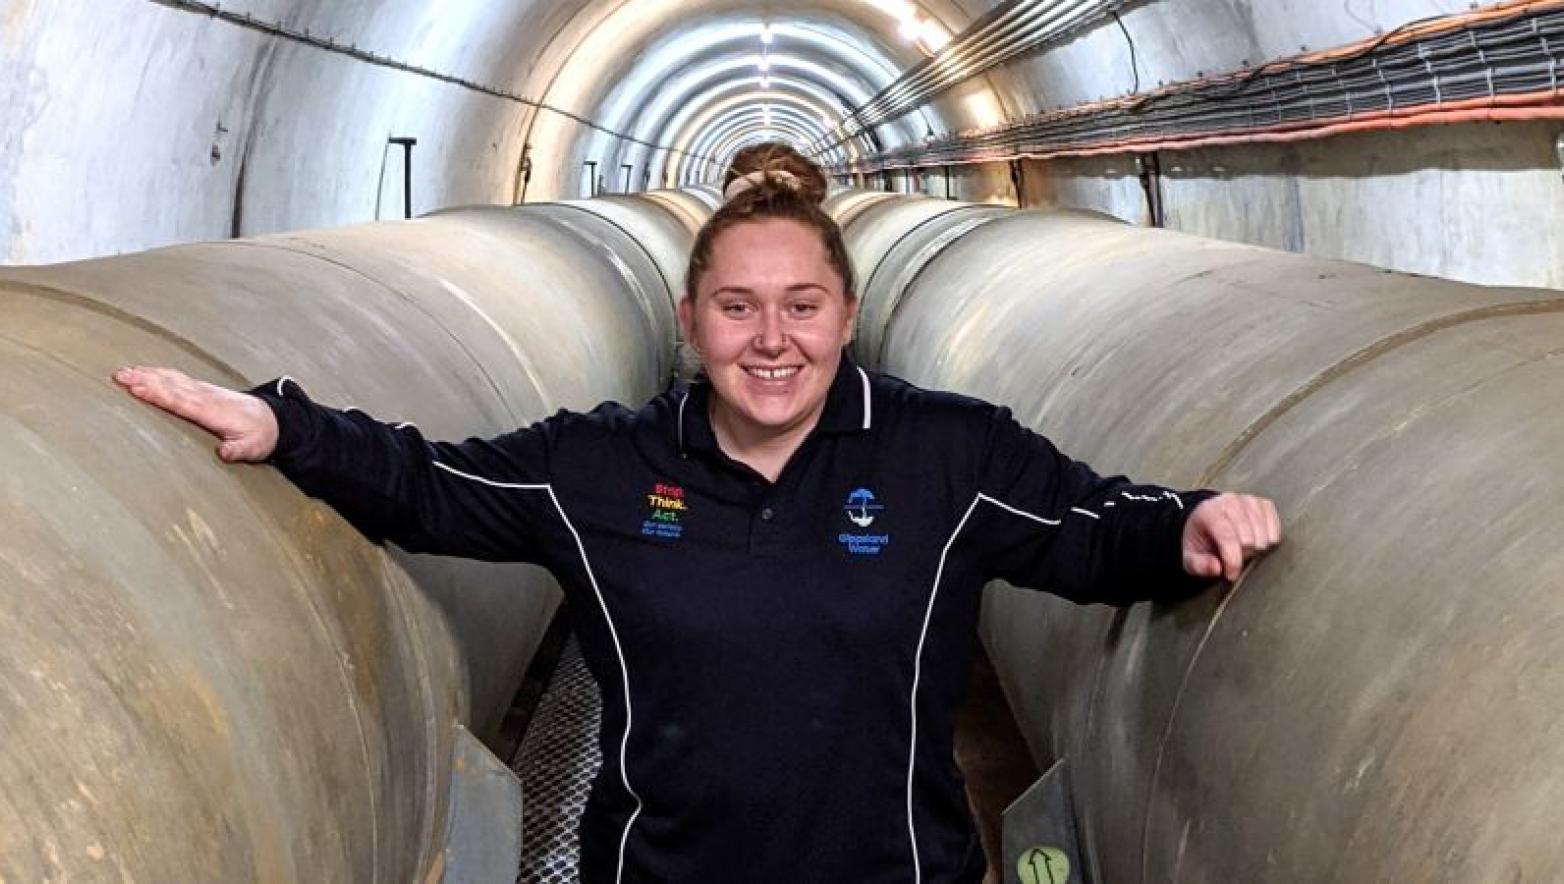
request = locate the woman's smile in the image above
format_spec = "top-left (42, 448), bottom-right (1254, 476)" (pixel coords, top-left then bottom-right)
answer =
top-left (743, 364), bottom-right (801, 381)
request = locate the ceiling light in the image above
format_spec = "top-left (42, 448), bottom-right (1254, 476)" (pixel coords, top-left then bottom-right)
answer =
top-left (919, 20), bottom-right (951, 51)
top-left (761, 74), bottom-right (771, 90)
top-left (758, 56), bottom-right (771, 72)
top-left (760, 23), bottom-right (774, 45)
top-left (866, 0), bottom-right (918, 19)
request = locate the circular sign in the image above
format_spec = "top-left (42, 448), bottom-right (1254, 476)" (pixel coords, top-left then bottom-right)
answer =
top-left (1017, 845), bottom-right (1071, 884)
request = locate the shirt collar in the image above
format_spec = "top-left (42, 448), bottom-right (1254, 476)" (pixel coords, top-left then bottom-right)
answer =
top-left (677, 350), bottom-right (873, 457)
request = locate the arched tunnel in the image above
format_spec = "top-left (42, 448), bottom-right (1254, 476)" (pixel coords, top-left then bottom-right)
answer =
top-left (4, 1), bottom-right (1564, 881)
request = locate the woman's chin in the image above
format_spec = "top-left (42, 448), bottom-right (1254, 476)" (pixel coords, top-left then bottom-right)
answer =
top-left (735, 401), bottom-right (804, 432)
top-left (712, 369), bottom-right (829, 437)
top-left (724, 378), bottom-right (800, 414)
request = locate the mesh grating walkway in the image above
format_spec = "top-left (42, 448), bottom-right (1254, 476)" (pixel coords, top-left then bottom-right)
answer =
top-left (512, 637), bottom-right (603, 883)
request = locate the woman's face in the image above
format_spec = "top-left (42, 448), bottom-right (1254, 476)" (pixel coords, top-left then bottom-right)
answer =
top-left (679, 218), bottom-right (857, 442)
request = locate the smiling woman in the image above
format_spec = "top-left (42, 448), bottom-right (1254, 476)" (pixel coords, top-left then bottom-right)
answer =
top-left (680, 146), bottom-right (857, 479)
top-left (682, 217), bottom-right (857, 481)
top-left (114, 144), bottom-right (1277, 884)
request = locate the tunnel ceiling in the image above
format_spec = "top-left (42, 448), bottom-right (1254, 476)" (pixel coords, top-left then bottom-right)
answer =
top-left (0, 0), bottom-right (1529, 264)
top-left (516, 0), bottom-right (982, 196)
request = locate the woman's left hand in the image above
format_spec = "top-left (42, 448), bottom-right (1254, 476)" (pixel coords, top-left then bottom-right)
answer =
top-left (1182, 493), bottom-right (1282, 582)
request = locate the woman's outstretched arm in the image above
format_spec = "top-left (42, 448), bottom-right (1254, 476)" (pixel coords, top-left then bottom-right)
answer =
top-left (976, 405), bottom-right (1280, 604)
top-left (113, 366), bottom-right (563, 564)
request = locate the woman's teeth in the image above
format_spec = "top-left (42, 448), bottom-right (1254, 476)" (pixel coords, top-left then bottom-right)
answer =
top-left (746, 366), bottom-right (799, 380)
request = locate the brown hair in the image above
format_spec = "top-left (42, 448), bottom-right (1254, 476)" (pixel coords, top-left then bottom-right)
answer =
top-left (723, 142), bottom-right (830, 204)
top-left (687, 145), bottom-right (854, 302)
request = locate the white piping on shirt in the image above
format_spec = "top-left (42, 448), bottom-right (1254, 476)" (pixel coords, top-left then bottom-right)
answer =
top-left (431, 460), bottom-right (645, 884)
top-left (1122, 489), bottom-right (1183, 509)
top-left (906, 492), bottom-right (1060, 881)
top-left (273, 378), bottom-right (404, 428)
top-left (677, 388), bottom-right (690, 453)
top-left (857, 365), bottom-right (873, 430)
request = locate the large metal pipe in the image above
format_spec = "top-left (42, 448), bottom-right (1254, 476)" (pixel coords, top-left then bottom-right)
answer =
top-left (836, 193), bottom-right (1564, 880)
top-left (0, 194), bottom-right (701, 881)
top-left (822, 189), bottom-right (902, 229)
top-left (839, 194), bottom-right (1010, 362)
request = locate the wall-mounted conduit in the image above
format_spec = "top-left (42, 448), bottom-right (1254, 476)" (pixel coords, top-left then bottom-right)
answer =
top-left (835, 0), bottom-right (1564, 172)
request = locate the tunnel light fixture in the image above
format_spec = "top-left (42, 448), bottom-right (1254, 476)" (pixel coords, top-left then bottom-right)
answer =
top-left (918, 19), bottom-right (951, 52)
top-left (866, 0), bottom-right (918, 19)
top-left (867, 0), bottom-right (951, 56)
top-left (761, 74), bottom-right (772, 90)
top-left (898, 15), bottom-right (952, 55)
top-left (758, 55), bottom-right (771, 72)
top-left (761, 23), bottom-right (774, 45)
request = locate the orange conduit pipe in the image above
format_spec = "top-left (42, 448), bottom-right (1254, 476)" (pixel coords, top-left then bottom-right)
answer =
top-left (1026, 105), bottom-right (1564, 160)
top-left (894, 93), bottom-right (1564, 167)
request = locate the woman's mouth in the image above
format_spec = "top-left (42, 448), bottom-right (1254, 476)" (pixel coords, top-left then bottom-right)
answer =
top-left (744, 365), bottom-right (801, 380)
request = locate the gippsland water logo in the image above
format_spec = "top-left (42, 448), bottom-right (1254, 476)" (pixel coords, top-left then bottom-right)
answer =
top-left (642, 482), bottom-right (687, 541)
top-left (839, 487), bottom-right (890, 556)
top-left (843, 487), bottom-right (885, 527)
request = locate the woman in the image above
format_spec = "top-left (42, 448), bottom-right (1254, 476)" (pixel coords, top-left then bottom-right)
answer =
top-left (114, 146), bottom-right (1280, 883)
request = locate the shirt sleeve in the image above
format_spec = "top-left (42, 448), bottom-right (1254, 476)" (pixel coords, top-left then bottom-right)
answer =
top-left (247, 377), bottom-right (564, 564)
top-left (975, 405), bottom-right (1218, 606)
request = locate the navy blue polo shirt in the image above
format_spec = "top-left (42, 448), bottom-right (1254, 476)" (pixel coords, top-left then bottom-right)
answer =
top-left (251, 354), bottom-right (1212, 883)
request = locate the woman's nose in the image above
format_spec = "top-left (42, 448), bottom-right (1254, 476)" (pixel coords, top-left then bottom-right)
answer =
top-left (753, 310), bottom-right (788, 352)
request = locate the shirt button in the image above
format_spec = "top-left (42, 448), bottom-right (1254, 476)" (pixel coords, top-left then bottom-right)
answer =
top-left (760, 507), bottom-right (775, 521)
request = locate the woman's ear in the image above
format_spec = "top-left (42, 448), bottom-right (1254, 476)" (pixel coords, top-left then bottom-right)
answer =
top-left (677, 295), bottom-right (697, 348)
top-left (675, 297), bottom-right (704, 381)
top-left (841, 294), bottom-right (860, 344)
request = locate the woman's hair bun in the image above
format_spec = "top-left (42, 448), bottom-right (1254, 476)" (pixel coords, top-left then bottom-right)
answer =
top-left (722, 143), bottom-right (829, 205)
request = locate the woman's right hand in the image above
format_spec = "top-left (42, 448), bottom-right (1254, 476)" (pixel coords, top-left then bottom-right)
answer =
top-left (113, 366), bottom-right (279, 463)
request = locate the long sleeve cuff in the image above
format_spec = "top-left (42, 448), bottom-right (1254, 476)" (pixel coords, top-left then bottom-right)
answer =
top-left (1160, 488), bottom-right (1222, 600)
top-left (246, 377), bottom-right (319, 467)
